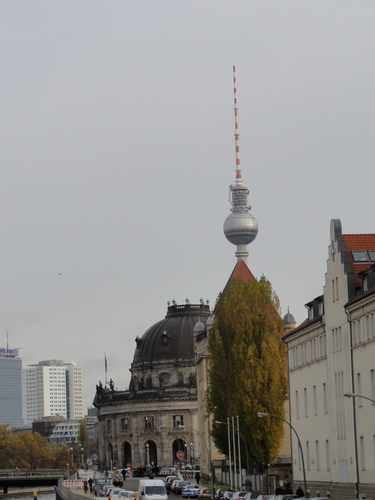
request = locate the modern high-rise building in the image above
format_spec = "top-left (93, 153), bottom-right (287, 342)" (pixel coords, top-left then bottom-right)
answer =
top-left (0, 347), bottom-right (23, 427)
top-left (22, 359), bottom-right (83, 426)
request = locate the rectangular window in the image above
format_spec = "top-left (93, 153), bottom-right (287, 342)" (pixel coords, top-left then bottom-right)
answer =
top-left (315, 440), bottom-right (320, 471)
top-left (352, 320), bottom-right (357, 345)
top-left (122, 418), bottom-right (129, 431)
top-left (295, 391), bottom-right (300, 419)
top-left (332, 279), bottom-right (335, 302)
top-left (173, 415), bottom-right (184, 428)
top-left (336, 277), bottom-right (339, 301)
top-left (313, 385), bottom-right (317, 415)
top-left (366, 315), bottom-right (371, 340)
top-left (306, 441), bottom-right (310, 471)
top-left (312, 338), bottom-right (316, 360)
top-left (357, 319), bottom-right (362, 344)
top-left (357, 373), bottom-right (363, 407)
top-left (371, 370), bottom-right (375, 402)
top-left (145, 416), bottom-right (154, 430)
top-left (360, 436), bottom-right (366, 470)
top-left (326, 439), bottom-right (331, 471)
top-left (304, 388), bottom-right (308, 417)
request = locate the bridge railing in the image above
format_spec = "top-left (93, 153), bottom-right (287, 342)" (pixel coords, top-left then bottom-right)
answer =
top-left (0, 469), bottom-right (66, 477)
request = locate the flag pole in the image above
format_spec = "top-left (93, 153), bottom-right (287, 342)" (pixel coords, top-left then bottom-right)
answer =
top-left (105, 353), bottom-right (108, 386)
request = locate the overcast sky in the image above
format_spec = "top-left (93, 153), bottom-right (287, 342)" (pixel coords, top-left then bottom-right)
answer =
top-left (2, 1), bottom-right (375, 412)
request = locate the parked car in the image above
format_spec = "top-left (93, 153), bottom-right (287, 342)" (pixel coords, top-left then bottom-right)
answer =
top-left (222, 492), bottom-right (234, 500)
top-left (256, 496), bottom-right (274, 500)
top-left (159, 467), bottom-right (177, 476)
top-left (274, 496), bottom-right (298, 500)
top-left (232, 492), bottom-right (248, 500)
top-left (174, 481), bottom-right (192, 495)
top-left (170, 480), bottom-right (182, 493)
top-left (132, 468), bottom-right (145, 478)
top-left (182, 486), bottom-right (200, 498)
top-left (165, 476), bottom-right (179, 490)
top-left (244, 494), bottom-right (259, 500)
top-left (198, 489), bottom-right (213, 500)
top-left (216, 489), bottom-right (232, 500)
top-left (118, 491), bottom-right (137, 499)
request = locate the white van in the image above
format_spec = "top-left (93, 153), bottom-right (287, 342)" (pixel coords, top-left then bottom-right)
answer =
top-left (138, 479), bottom-right (167, 500)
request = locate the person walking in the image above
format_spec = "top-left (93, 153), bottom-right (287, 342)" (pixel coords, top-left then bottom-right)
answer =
top-left (195, 472), bottom-right (200, 486)
top-left (296, 485), bottom-right (304, 497)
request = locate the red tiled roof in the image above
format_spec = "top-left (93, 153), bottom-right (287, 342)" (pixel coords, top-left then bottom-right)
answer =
top-left (227, 260), bottom-right (255, 284)
top-left (343, 233), bottom-right (375, 287)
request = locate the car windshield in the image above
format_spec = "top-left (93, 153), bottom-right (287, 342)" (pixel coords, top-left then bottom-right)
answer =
top-left (144, 486), bottom-right (166, 495)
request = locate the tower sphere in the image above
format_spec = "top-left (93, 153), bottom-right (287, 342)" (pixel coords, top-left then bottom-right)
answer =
top-left (223, 211), bottom-right (258, 246)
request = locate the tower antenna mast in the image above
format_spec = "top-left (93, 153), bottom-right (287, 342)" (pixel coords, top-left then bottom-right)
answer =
top-left (223, 66), bottom-right (258, 264)
top-left (233, 65), bottom-right (243, 188)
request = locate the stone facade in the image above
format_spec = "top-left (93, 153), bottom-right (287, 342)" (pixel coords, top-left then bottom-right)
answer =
top-left (284, 219), bottom-right (375, 498)
top-left (94, 303), bottom-right (211, 470)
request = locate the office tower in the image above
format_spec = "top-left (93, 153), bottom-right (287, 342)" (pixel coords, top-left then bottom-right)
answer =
top-left (23, 360), bottom-right (83, 426)
top-left (0, 347), bottom-right (22, 427)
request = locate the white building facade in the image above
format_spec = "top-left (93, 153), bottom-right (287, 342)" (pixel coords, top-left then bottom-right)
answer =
top-left (23, 359), bottom-right (83, 426)
top-left (284, 219), bottom-right (375, 499)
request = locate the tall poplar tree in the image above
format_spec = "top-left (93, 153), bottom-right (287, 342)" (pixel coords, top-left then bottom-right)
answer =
top-left (206, 276), bottom-right (288, 467)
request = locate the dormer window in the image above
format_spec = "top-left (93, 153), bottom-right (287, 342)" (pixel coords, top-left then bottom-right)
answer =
top-left (352, 250), bottom-right (375, 262)
top-left (308, 307), bottom-right (314, 320)
top-left (161, 330), bottom-right (170, 346)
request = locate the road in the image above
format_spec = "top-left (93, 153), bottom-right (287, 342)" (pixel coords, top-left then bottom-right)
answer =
top-left (121, 476), bottom-right (199, 500)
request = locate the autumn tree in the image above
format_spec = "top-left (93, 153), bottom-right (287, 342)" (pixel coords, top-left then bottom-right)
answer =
top-left (206, 276), bottom-right (288, 467)
top-left (8, 432), bottom-right (55, 468)
top-left (78, 419), bottom-right (89, 449)
top-left (0, 429), bottom-right (70, 469)
top-left (0, 425), bottom-right (14, 468)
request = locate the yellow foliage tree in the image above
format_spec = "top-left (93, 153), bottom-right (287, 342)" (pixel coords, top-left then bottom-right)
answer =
top-left (206, 276), bottom-right (288, 467)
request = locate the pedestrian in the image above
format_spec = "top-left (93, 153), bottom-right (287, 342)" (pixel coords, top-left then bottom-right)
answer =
top-left (296, 485), bottom-right (304, 497)
top-left (195, 472), bottom-right (200, 485)
top-left (84, 480), bottom-right (88, 494)
top-left (88, 477), bottom-right (93, 493)
top-left (122, 468), bottom-right (126, 481)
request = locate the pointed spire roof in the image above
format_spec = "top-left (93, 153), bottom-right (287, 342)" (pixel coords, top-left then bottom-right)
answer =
top-left (226, 259), bottom-right (255, 286)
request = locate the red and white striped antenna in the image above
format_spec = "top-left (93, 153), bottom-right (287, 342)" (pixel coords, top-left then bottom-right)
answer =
top-left (233, 65), bottom-right (243, 187)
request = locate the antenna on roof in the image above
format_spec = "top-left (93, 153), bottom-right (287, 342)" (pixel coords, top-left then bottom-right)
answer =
top-left (233, 65), bottom-right (243, 187)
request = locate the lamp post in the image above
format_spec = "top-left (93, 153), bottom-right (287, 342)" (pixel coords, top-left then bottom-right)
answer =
top-left (70, 447), bottom-right (74, 468)
top-left (215, 420), bottom-right (249, 489)
top-left (257, 412), bottom-right (307, 496)
top-left (146, 442), bottom-right (150, 468)
top-left (344, 392), bottom-right (375, 405)
top-left (178, 425), bottom-right (213, 500)
top-left (343, 392), bottom-right (375, 499)
top-left (81, 447), bottom-right (84, 469)
top-left (190, 442), bottom-right (194, 467)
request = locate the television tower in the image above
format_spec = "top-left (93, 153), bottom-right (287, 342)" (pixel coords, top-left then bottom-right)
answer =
top-left (223, 66), bottom-right (258, 264)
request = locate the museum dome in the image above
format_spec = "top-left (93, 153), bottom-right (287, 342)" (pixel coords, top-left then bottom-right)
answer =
top-left (133, 302), bottom-right (211, 365)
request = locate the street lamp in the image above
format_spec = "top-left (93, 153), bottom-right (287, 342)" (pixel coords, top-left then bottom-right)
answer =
top-left (344, 392), bottom-right (375, 404)
top-left (190, 442), bottom-right (194, 467)
top-left (70, 447), bottom-right (74, 468)
top-left (145, 442), bottom-right (150, 468)
top-left (178, 425), bottom-right (214, 500)
top-left (215, 420), bottom-right (249, 489)
top-left (257, 412), bottom-right (307, 496)
top-left (343, 392), bottom-right (375, 499)
top-left (81, 447), bottom-right (84, 469)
